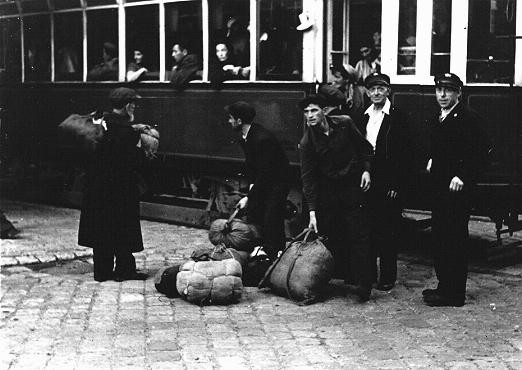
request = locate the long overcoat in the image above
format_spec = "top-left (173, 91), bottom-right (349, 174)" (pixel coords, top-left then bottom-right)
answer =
top-left (78, 112), bottom-right (145, 252)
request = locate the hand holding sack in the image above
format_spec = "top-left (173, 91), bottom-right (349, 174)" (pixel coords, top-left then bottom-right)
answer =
top-left (259, 228), bottom-right (334, 305)
top-left (208, 208), bottom-right (260, 252)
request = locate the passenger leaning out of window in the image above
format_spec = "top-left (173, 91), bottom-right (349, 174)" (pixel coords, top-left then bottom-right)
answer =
top-left (126, 48), bottom-right (149, 82)
top-left (210, 41), bottom-right (250, 88)
top-left (169, 41), bottom-right (201, 89)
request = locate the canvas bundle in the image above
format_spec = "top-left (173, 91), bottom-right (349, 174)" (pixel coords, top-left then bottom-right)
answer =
top-left (57, 112), bottom-right (105, 153)
top-left (138, 126), bottom-right (160, 159)
top-left (260, 228), bottom-right (334, 305)
top-left (176, 258), bottom-right (243, 305)
top-left (208, 208), bottom-right (260, 252)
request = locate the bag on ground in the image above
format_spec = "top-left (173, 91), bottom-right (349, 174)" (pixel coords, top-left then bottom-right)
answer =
top-left (208, 208), bottom-right (260, 252)
top-left (154, 263), bottom-right (183, 298)
top-left (58, 112), bottom-right (105, 153)
top-left (176, 257), bottom-right (243, 305)
top-left (259, 228), bottom-right (334, 305)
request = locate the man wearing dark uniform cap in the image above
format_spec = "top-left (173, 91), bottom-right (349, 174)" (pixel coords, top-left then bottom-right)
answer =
top-left (360, 72), bottom-right (410, 291)
top-left (423, 73), bottom-right (490, 306)
top-left (79, 87), bottom-right (150, 282)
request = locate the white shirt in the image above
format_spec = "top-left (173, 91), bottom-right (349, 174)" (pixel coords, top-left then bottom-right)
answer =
top-left (364, 98), bottom-right (391, 149)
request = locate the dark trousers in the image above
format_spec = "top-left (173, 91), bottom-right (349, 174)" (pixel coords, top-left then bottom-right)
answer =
top-left (247, 184), bottom-right (289, 260)
top-left (431, 190), bottom-right (470, 300)
top-left (368, 189), bottom-right (402, 284)
top-left (318, 188), bottom-right (372, 288)
top-left (93, 245), bottom-right (136, 280)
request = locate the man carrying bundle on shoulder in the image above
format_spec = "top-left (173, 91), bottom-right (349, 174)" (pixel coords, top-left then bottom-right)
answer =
top-left (224, 101), bottom-right (290, 261)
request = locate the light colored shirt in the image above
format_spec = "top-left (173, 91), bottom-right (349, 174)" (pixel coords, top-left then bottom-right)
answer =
top-left (439, 102), bottom-right (458, 122)
top-left (364, 98), bottom-right (391, 149)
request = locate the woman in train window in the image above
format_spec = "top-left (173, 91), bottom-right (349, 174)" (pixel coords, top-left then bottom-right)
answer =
top-left (209, 41), bottom-right (250, 88)
top-left (126, 48), bottom-right (149, 82)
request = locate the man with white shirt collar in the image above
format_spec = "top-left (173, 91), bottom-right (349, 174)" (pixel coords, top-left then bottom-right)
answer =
top-left (360, 72), bottom-right (410, 292)
top-left (225, 101), bottom-right (290, 261)
top-left (423, 73), bottom-right (490, 307)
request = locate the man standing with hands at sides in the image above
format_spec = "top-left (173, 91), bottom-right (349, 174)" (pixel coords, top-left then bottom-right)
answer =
top-left (225, 101), bottom-right (290, 260)
top-left (360, 72), bottom-right (409, 291)
top-left (299, 94), bottom-right (374, 302)
top-left (424, 73), bottom-right (489, 307)
top-left (79, 87), bottom-right (149, 282)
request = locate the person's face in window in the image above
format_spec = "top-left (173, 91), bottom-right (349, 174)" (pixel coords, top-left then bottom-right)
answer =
top-left (216, 44), bottom-right (229, 62)
top-left (435, 86), bottom-right (461, 109)
top-left (303, 104), bottom-right (326, 127)
top-left (172, 44), bottom-right (186, 63)
top-left (367, 85), bottom-right (390, 106)
top-left (134, 50), bottom-right (144, 64)
top-left (331, 71), bottom-right (347, 90)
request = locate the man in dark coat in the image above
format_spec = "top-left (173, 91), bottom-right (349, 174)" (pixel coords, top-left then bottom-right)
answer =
top-left (359, 72), bottom-right (410, 291)
top-left (225, 101), bottom-right (290, 260)
top-left (299, 94), bottom-right (374, 302)
top-left (169, 42), bottom-right (200, 89)
top-left (423, 73), bottom-right (490, 307)
top-left (78, 87), bottom-right (148, 282)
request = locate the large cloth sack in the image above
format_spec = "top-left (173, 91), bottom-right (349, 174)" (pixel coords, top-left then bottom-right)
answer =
top-left (154, 263), bottom-right (183, 298)
top-left (176, 258), bottom-right (243, 305)
top-left (208, 208), bottom-right (260, 252)
top-left (58, 113), bottom-right (105, 153)
top-left (259, 228), bottom-right (334, 305)
top-left (133, 125), bottom-right (160, 159)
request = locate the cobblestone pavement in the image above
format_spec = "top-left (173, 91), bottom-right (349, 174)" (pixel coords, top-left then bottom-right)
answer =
top-left (1, 200), bottom-right (522, 369)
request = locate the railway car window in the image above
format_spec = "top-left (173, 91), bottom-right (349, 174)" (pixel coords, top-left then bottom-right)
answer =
top-left (20, 0), bottom-right (48, 13)
top-left (53, 0), bottom-right (82, 10)
top-left (209, 0), bottom-right (250, 77)
top-left (24, 15), bottom-right (51, 82)
top-left (431, 0), bottom-right (452, 76)
top-left (0, 1), bottom-right (18, 16)
top-left (165, 1), bottom-right (203, 81)
top-left (348, 0), bottom-right (381, 83)
top-left (467, 0), bottom-right (516, 84)
top-left (54, 12), bottom-right (83, 82)
top-left (0, 17), bottom-right (21, 84)
top-left (126, 5), bottom-right (159, 81)
top-left (397, 0), bottom-right (416, 75)
top-left (86, 9), bottom-right (119, 81)
top-left (258, 0), bottom-right (302, 81)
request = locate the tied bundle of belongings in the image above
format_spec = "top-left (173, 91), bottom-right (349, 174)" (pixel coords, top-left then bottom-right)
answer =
top-left (208, 208), bottom-right (260, 252)
top-left (57, 111), bottom-right (106, 153)
top-left (176, 244), bottom-right (243, 305)
top-left (132, 124), bottom-right (160, 159)
top-left (154, 262), bottom-right (184, 298)
top-left (259, 228), bottom-right (334, 305)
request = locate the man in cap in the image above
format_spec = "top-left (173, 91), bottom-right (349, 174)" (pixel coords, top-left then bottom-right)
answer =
top-left (298, 94), bottom-right (374, 302)
top-left (225, 101), bottom-right (290, 261)
top-left (79, 87), bottom-right (150, 282)
top-left (360, 72), bottom-right (410, 291)
top-left (423, 73), bottom-right (490, 306)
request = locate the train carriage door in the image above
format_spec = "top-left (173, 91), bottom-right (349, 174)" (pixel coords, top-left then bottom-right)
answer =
top-left (326, 0), bottom-right (381, 85)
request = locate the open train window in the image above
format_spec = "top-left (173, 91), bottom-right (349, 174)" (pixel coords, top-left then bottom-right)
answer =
top-left (397, 0), bottom-right (417, 75)
top-left (467, 0), bottom-right (516, 84)
top-left (431, 0), bottom-right (452, 76)
top-left (54, 12), bottom-right (83, 82)
top-left (165, 1), bottom-right (203, 81)
top-left (24, 15), bottom-right (51, 82)
top-left (0, 17), bottom-right (21, 84)
top-left (86, 9), bottom-right (119, 81)
top-left (125, 4), bottom-right (159, 81)
top-left (258, 0), bottom-right (302, 81)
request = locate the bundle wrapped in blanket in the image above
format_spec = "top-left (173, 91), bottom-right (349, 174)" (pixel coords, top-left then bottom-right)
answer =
top-left (132, 124), bottom-right (160, 159)
top-left (208, 208), bottom-right (260, 252)
top-left (57, 111), bottom-right (105, 153)
top-left (176, 257), bottom-right (243, 305)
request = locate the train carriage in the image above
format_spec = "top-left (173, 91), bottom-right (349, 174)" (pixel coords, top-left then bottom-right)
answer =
top-left (0, 0), bottom-right (521, 239)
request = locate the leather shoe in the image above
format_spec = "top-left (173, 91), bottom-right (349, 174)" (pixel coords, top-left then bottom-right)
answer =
top-left (376, 282), bottom-right (395, 291)
top-left (424, 293), bottom-right (464, 307)
top-left (114, 271), bottom-right (148, 282)
top-left (94, 272), bottom-right (114, 282)
top-left (422, 288), bottom-right (439, 297)
top-left (354, 286), bottom-right (371, 303)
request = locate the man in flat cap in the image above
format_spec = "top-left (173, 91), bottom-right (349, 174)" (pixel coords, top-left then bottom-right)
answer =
top-left (298, 94), bottom-right (374, 302)
top-left (359, 72), bottom-right (410, 291)
top-left (423, 73), bottom-right (490, 306)
top-left (79, 87), bottom-right (150, 282)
